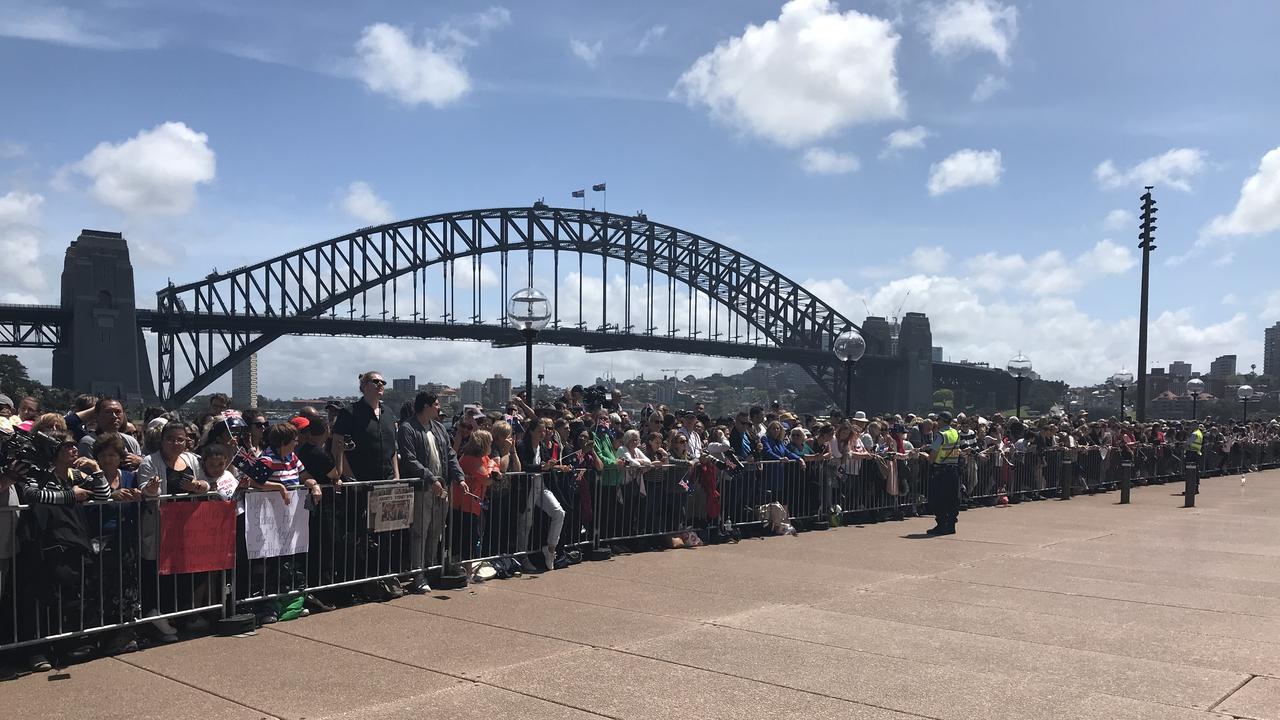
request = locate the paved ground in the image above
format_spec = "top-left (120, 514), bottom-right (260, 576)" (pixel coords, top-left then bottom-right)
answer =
top-left (10, 470), bottom-right (1280, 720)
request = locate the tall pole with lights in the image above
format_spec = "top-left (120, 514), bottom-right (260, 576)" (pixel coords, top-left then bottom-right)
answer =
top-left (1238, 384), bottom-right (1255, 423)
top-left (1111, 370), bottom-right (1134, 419)
top-left (1136, 187), bottom-right (1157, 421)
top-left (833, 328), bottom-right (866, 417)
top-left (1007, 354), bottom-right (1032, 418)
top-left (508, 288), bottom-right (551, 405)
top-left (1186, 377), bottom-right (1204, 421)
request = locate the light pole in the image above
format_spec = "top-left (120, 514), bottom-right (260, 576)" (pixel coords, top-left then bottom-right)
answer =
top-left (1111, 370), bottom-right (1135, 420)
top-left (1238, 384), bottom-right (1255, 423)
top-left (1007, 354), bottom-right (1033, 418)
top-left (833, 328), bottom-right (866, 417)
top-left (507, 287), bottom-right (551, 404)
top-left (1186, 377), bottom-right (1204, 421)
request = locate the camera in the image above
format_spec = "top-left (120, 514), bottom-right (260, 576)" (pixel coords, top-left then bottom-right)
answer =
top-left (0, 425), bottom-right (60, 480)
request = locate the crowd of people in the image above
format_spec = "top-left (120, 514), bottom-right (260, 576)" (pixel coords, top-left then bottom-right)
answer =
top-left (0, 381), bottom-right (1277, 679)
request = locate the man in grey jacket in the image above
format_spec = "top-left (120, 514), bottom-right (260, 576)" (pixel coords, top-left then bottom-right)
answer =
top-left (398, 391), bottom-right (463, 593)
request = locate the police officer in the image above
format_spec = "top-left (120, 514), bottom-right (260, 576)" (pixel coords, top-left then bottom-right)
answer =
top-left (927, 411), bottom-right (962, 535)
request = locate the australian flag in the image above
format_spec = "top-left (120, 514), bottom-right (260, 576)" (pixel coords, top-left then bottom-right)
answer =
top-left (571, 189), bottom-right (585, 198)
top-left (592, 183), bottom-right (606, 192)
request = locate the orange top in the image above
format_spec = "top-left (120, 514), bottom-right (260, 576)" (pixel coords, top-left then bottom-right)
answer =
top-left (455, 454), bottom-right (498, 515)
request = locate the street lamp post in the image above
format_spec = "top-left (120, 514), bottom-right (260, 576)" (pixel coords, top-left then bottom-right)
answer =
top-left (833, 328), bottom-right (866, 417)
top-left (1238, 384), bottom-right (1255, 423)
top-left (1007, 354), bottom-right (1033, 418)
top-left (507, 288), bottom-right (551, 404)
top-left (1111, 371), bottom-right (1135, 420)
top-left (1186, 377), bottom-right (1204, 421)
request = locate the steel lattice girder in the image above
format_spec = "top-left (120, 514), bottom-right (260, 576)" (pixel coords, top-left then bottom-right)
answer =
top-left (153, 207), bottom-right (861, 406)
top-left (0, 305), bottom-right (67, 348)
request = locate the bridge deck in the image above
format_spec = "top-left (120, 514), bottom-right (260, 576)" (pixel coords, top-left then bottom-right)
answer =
top-left (10, 472), bottom-right (1280, 720)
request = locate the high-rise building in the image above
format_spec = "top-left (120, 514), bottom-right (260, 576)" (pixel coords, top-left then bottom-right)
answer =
top-left (1265, 322), bottom-right (1280, 378)
top-left (231, 353), bottom-right (259, 408)
top-left (460, 380), bottom-right (483, 406)
top-left (1168, 361), bottom-right (1191, 386)
top-left (1209, 354), bottom-right (1237, 378)
top-left (931, 346), bottom-right (944, 362)
top-left (391, 375), bottom-right (417, 395)
top-left (482, 374), bottom-right (512, 408)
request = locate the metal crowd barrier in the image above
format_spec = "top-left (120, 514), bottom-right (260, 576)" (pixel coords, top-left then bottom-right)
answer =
top-left (3, 437), bottom-right (1278, 656)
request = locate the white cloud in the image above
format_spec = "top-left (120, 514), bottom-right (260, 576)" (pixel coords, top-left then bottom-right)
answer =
top-left (908, 246), bottom-right (950, 274)
top-left (355, 23), bottom-right (472, 107)
top-left (0, 190), bottom-right (47, 295)
top-left (0, 141), bottom-right (25, 159)
top-left (1102, 209), bottom-right (1131, 232)
top-left (73, 121), bottom-right (216, 216)
top-left (0, 3), bottom-right (158, 50)
top-left (1203, 146), bottom-right (1280, 238)
top-left (970, 73), bottom-right (1007, 102)
top-left (341, 181), bottom-right (394, 225)
top-left (922, 0), bottom-right (1018, 64)
top-left (1094, 148), bottom-right (1207, 192)
top-left (804, 268), bottom-right (1246, 387)
top-left (1221, 293), bottom-right (1238, 306)
top-left (1080, 238), bottom-right (1137, 275)
top-left (570, 38), bottom-right (603, 66)
top-left (635, 25), bottom-right (667, 54)
top-left (673, 0), bottom-right (905, 147)
top-left (801, 147), bottom-right (860, 175)
top-left (880, 125), bottom-right (930, 157)
top-left (927, 148), bottom-right (1002, 196)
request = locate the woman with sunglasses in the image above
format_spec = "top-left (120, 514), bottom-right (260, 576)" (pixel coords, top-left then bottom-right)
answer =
top-left (245, 409), bottom-right (268, 458)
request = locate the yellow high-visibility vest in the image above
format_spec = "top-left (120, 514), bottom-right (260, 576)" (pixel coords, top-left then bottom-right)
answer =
top-left (933, 427), bottom-right (960, 465)
top-left (1190, 428), bottom-right (1204, 454)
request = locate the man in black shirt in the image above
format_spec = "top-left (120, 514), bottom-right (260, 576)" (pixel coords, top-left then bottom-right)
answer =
top-left (332, 371), bottom-right (399, 482)
top-left (330, 370), bottom-right (402, 599)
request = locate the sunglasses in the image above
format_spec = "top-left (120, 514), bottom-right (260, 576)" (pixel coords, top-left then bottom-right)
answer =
top-left (365, 378), bottom-right (386, 387)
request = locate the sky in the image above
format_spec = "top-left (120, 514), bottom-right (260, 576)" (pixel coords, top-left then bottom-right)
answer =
top-left (2, 0), bottom-right (1279, 399)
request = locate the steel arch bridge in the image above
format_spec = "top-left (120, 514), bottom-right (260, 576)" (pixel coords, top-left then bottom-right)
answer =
top-left (151, 205), bottom-right (863, 408)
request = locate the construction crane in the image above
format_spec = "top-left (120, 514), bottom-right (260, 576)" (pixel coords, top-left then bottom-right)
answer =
top-left (660, 368), bottom-right (684, 381)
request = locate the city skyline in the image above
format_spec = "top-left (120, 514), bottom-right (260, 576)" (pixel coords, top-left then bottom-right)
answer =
top-left (2, 1), bottom-right (1279, 397)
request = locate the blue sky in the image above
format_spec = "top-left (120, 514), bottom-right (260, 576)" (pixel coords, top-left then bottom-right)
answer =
top-left (2, 0), bottom-right (1279, 398)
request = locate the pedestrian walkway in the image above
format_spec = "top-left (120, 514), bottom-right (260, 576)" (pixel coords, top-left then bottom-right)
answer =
top-left (11, 471), bottom-right (1280, 720)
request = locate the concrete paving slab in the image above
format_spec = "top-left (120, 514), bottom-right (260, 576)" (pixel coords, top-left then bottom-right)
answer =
top-left (488, 565), bottom-right (767, 621)
top-left (622, 624), bottom-right (1217, 720)
top-left (814, 589), bottom-right (1280, 676)
top-left (122, 628), bottom-right (459, 720)
top-left (571, 546), bottom-right (902, 603)
top-left (937, 561), bottom-right (1280, 616)
top-left (483, 645), bottom-right (920, 720)
top-left (315, 681), bottom-right (610, 720)
top-left (2, 657), bottom-right (265, 720)
top-left (1217, 675), bottom-right (1280, 720)
top-left (396, 579), bottom-right (702, 647)
top-left (864, 575), bottom-right (1280, 644)
top-left (1028, 540), bottom-right (1280, 583)
top-left (710, 604), bottom-right (1248, 708)
top-left (271, 601), bottom-right (583, 676)
top-left (949, 554), bottom-right (1280, 601)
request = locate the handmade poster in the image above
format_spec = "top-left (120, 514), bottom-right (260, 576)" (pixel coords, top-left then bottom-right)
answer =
top-left (245, 490), bottom-right (310, 559)
top-left (368, 485), bottom-right (414, 533)
top-left (158, 500), bottom-right (237, 574)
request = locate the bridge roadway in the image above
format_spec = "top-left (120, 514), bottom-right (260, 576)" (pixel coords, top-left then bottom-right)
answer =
top-left (11, 473), bottom-right (1280, 720)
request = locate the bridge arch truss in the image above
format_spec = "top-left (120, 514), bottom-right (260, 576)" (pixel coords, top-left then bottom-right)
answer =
top-left (154, 206), bottom-right (860, 407)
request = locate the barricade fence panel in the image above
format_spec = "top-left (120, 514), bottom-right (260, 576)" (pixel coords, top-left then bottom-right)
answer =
top-left (0, 438), bottom-right (1272, 653)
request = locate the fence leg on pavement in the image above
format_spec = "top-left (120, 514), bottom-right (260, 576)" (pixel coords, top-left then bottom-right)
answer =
top-left (1060, 454), bottom-right (1072, 501)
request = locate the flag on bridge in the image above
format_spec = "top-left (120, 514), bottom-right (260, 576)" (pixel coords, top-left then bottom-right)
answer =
top-left (571, 189), bottom-right (585, 198)
top-left (592, 183), bottom-right (606, 192)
